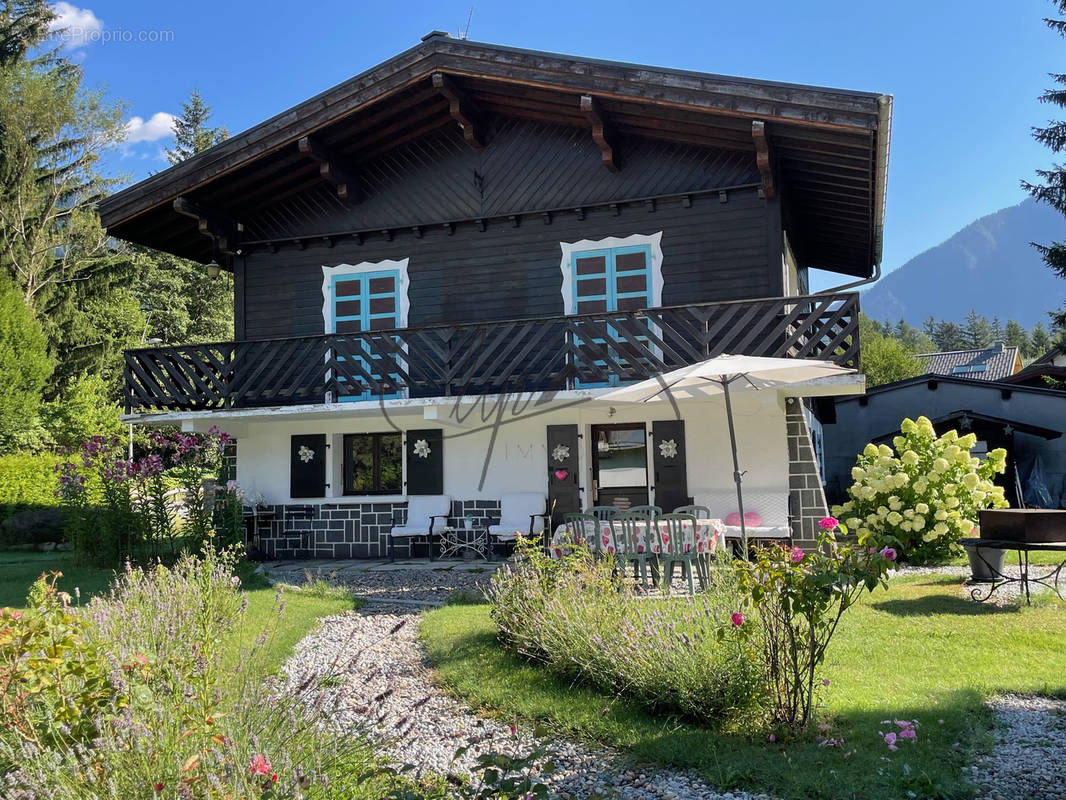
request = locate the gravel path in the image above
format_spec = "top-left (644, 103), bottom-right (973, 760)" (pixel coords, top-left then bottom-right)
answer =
top-left (280, 567), bottom-right (771, 800)
top-left (973, 694), bottom-right (1066, 800)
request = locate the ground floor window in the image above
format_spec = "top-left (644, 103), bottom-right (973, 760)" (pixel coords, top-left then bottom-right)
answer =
top-left (344, 432), bottom-right (402, 494)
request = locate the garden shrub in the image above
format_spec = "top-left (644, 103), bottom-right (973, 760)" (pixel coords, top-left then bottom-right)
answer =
top-left (0, 275), bottom-right (53, 453)
top-left (0, 452), bottom-right (62, 535)
top-left (0, 507), bottom-right (67, 547)
top-left (56, 427), bottom-right (243, 566)
top-left (489, 539), bottom-right (767, 730)
top-left (833, 416), bottom-right (1008, 563)
top-left (737, 518), bottom-right (896, 730)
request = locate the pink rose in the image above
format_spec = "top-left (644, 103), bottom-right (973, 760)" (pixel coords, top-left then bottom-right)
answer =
top-left (880, 546), bottom-right (897, 562)
top-left (790, 547), bottom-right (805, 563)
top-left (819, 516), bottom-right (839, 531)
top-left (731, 612), bottom-right (744, 627)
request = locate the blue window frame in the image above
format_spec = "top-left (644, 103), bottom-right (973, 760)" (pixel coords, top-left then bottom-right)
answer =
top-left (329, 269), bottom-right (403, 401)
top-left (570, 244), bottom-right (654, 387)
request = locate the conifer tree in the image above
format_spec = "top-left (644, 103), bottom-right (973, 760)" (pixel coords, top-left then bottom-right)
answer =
top-left (164, 89), bottom-right (228, 165)
top-left (1024, 0), bottom-right (1066, 330)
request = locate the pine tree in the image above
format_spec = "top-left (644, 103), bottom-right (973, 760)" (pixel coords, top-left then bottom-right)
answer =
top-left (1023, 0), bottom-right (1066, 330)
top-left (989, 315), bottom-right (1005, 343)
top-left (0, 0), bottom-right (137, 395)
top-left (164, 89), bottom-right (228, 165)
top-left (931, 320), bottom-right (968, 352)
top-left (962, 310), bottom-right (991, 349)
top-left (139, 88), bottom-right (233, 344)
top-left (0, 272), bottom-right (52, 451)
top-left (1005, 319), bottom-right (1033, 358)
top-left (1031, 321), bottom-right (1054, 357)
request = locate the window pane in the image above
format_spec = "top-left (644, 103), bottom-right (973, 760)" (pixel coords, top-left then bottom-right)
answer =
top-left (616, 295), bottom-right (647, 311)
top-left (597, 427), bottom-right (647, 488)
top-left (616, 274), bottom-right (647, 293)
top-left (576, 277), bottom-right (607, 296)
top-left (368, 276), bottom-right (395, 294)
top-left (379, 434), bottom-right (402, 492)
top-left (334, 299), bottom-right (361, 317)
top-left (576, 298), bottom-right (607, 314)
top-left (575, 255), bottom-right (606, 275)
top-left (335, 319), bottom-right (363, 333)
top-left (334, 279), bottom-right (362, 298)
top-left (369, 296), bottom-right (396, 314)
top-left (615, 251), bottom-right (647, 271)
top-left (348, 435), bottom-right (376, 493)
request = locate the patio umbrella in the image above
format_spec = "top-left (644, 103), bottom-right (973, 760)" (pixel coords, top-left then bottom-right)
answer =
top-left (600, 354), bottom-right (857, 556)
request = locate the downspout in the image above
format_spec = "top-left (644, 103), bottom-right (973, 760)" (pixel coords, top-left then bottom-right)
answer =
top-left (817, 93), bottom-right (893, 295)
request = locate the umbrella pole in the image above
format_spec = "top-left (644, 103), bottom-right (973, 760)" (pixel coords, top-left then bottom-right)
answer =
top-left (721, 377), bottom-right (748, 559)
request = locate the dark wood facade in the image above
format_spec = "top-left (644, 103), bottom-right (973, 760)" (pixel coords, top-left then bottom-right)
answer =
top-left (100, 36), bottom-right (890, 413)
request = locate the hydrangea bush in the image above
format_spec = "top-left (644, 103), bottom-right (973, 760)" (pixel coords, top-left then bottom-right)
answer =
top-left (832, 416), bottom-right (1008, 564)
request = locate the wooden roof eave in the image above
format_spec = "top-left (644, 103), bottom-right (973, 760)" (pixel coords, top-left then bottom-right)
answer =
top-left (97, 35), bottom-right (885, 232)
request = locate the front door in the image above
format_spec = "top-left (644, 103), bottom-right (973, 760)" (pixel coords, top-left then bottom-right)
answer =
top-left (591, 423), bottom-right (649, 509)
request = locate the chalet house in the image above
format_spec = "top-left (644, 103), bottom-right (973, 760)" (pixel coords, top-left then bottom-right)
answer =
top-left (916, 342), bottom-right (1022, 382)
top-left (99, 34), bottom-right (891, 559)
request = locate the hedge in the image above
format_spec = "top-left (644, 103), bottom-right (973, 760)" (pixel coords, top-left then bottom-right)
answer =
top-left (0, 452), bottom-right (62, 524)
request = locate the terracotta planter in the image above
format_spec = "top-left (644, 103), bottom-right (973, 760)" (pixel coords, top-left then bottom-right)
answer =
top-left (962, 541), bottom-right (1006, 582)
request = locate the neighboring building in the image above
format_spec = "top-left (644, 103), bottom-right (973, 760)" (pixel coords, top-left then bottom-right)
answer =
top-left (916, 342), bottom-right (1022, 382)
top-left (823, 375), bottom-right (1066, 509)
top-left (1003, 345), bottom-right (1066, 388)
top-left (98, 34), bottom-right (891, 558)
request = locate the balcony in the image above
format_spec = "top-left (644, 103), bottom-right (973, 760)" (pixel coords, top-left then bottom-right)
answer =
top-left (123, 293), bottom-right (860, 413)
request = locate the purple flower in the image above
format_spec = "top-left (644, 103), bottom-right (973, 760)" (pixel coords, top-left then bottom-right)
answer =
top-left (880, 546), bottom-right (898, 562)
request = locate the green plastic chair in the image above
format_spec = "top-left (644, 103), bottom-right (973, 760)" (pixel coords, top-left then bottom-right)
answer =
top-left (674, 504), bottom-right (713, 586)
top-left (584, 505), bottom-right (619, 521)
top-left (562, 512), bottom-right (599, 553)
top-left (628, 505), bottom-right (662, 518)
top-left (655, 512), bottom-right (704, 595)
top-left (612, 511), bottom-right (659, 589)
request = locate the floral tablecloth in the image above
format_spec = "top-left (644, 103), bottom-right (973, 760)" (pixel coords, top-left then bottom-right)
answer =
top-left (550, 517), bottom-right (724, 558)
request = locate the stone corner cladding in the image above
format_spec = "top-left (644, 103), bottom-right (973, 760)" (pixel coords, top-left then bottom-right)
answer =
top-left (786, 405), bottom-right (829, 546)
top-left (254, 499), bottom-right (502, 559)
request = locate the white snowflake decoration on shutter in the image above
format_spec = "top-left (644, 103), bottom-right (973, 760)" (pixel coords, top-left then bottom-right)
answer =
top-left (413, 439), bottom-right (432, 459)
top-left (551, 444), bottom-right (570, 463)
top-left (298, 445), bottom-right (315, 463)
top-left (658, 439), bottom-right (678, 459)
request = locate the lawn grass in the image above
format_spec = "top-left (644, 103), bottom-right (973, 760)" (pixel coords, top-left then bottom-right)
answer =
top-left (0, 550), bottom-right (114, 607)
top-left (420, 573), bottom-right (1066, 800)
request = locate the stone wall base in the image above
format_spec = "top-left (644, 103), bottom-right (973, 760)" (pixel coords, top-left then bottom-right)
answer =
top-left (786, 398), bottom-right (830, 546)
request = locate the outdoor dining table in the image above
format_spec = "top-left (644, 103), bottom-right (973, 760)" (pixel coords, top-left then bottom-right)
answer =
top-left (550, 517), bottom-right (726, 557)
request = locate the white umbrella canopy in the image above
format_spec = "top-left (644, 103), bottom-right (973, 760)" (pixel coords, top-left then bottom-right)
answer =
top-left (600, 353), bottom-right (857, 404)
top-left (600, 354), bottom-right (857, 556)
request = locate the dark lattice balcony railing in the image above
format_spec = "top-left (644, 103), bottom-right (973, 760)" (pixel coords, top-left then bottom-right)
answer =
top-left (123, 292), bottom-right (860, 412)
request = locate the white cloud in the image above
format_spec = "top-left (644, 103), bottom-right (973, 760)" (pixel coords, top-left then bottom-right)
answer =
top-left (48, 3), bottom-right (103, 49)
top-left (123, 112), bottom-right (176, 144)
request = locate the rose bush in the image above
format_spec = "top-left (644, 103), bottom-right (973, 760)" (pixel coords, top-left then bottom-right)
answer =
top-left (737, 517), bottom-right (897, 730)
top-left (832, 416), bottom-right (1008, 564)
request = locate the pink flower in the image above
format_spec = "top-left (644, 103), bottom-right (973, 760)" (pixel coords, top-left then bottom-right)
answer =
top-left (790, 547), bottom-right (805, 563)
top-left (880, 546), bottom-right (897, 562)
top-left (883, 731), bottom-right (897, 747)
top-left (822, 678), bottom-right (831, 687)
top-left (154, 783), bottom-right (163, 792)
top-left (768, 733), bottom-right (776, 743)
top-left (899, 728), bottom-right (917, 741)
top-left (248, 754), bottom-right (272, 776)
top-left (819, 516), bottom-right (839, 531)
top-left (231, 576), bottom-right (241, 587)
top-left (731, 612), bottom-right (744, 627)
top-left (10, 611), bottom-right (22, 621)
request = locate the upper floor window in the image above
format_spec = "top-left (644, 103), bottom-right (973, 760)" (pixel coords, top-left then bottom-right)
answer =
top-left (322, 259), bottom-right (410, 334)
top-left (559, 232), bottom-right (664, 315)
top-left (321, 260), bottom-right (411, 402)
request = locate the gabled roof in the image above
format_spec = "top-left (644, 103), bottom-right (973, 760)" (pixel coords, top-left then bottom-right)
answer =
top-left (916, 343), bottom-right (1021, 382)
top-left (97, 33), bottom-right (891, 277)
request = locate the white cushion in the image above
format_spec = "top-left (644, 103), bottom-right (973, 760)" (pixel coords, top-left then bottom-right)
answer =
top-left (722, 524), bottom-right (792, 539)
top-left (488, 526), bottom-right (521, 542)
top-left (499, 493), bottom-right (546, 525)
top-left (390, 525), bottom-right (431, 538)
top-left (391, 495), bottom-right (451, 537)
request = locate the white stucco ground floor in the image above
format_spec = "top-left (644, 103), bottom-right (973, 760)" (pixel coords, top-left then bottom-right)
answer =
top-left (127, 376), bottom-right (862, 558)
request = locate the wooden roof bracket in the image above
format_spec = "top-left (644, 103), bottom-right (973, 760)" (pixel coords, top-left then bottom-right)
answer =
top-left (172, 196), bottom-right (242, 255)
top-left (432, 72), bottom-right (486, 149)
top-left (751, 120), bottom-right (776, 200)
top-left (580, 95), bottom-right (619, 172)
top-left (297, 136), bottom-right (362, 204)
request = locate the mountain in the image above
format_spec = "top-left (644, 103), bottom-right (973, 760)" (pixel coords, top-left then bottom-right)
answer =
top-left (861, 198), bottom-right (1066, 328)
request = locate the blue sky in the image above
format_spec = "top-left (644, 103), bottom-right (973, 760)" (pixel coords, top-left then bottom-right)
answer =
top-left (54, 0), bottom-right (1062, 280)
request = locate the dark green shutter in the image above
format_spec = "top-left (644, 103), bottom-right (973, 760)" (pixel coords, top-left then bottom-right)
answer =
top-left (652, 420), bottom-right (688, 512)
top-left (406, 429), bottom-right (443, 495)
top-left (547, 424), bottom-right (580, 528)
top-left (290, 434), bottom-right (327, 498)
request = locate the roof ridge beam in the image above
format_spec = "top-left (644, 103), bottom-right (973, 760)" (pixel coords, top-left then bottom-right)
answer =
top-left (297, 136), bottom-right (362, 204)
top-left (432, 72), bottom-right (486, 148)
top-left (751, 120), bottom-right (775, 199)
top-left (580, 94), bottom-right (618, 172)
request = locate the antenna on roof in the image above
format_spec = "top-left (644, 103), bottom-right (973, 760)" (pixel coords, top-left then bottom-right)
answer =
top-left (457, 7), bottom-right (473, 40)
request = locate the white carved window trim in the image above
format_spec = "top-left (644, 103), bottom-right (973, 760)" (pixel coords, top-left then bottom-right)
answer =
top-left (320, 259), bottom-right (411, 334)
top-left (558, 232), bottom-right (664, 314)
